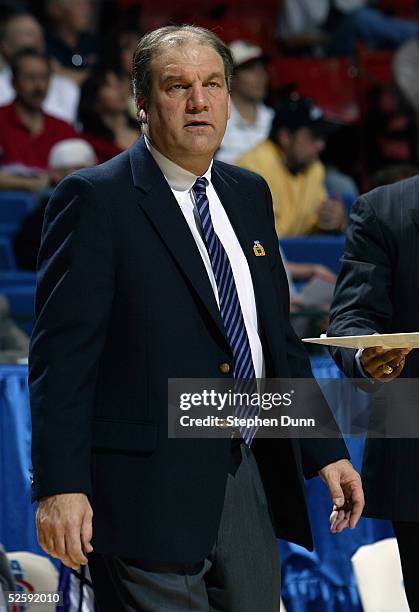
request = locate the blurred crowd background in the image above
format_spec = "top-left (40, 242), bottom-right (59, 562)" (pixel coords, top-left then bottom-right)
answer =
top-left (1, 0), bottom-right (419, 352)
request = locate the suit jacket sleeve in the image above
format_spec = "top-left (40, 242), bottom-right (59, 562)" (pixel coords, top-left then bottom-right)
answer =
top-left (29, 173), bottom-right (114, 500)
top-left (258, 175), bottom-right (350, 478)
top-left (328, 194), bottom-right (395, 379)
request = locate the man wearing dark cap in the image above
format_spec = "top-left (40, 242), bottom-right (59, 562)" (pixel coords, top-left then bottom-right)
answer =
top-left (216, 40), bottom-right (274, 164)
top-left (237, 95), bottom-right (346, 236)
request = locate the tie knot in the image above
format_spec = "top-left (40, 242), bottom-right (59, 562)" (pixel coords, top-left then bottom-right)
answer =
top-left (193, 177), bottom-right (208, 195)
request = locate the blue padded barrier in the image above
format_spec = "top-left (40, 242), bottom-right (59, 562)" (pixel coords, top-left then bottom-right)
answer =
top-left (280, 235), bottom-right (346, 275)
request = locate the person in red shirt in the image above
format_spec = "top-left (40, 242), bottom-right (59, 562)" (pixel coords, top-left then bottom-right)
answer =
top-left (0, 48), bottom-right (77, 192)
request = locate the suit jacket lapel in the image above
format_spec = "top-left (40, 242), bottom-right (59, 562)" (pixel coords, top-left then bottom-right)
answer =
top-left (129, 138), bottom-right (228, 345)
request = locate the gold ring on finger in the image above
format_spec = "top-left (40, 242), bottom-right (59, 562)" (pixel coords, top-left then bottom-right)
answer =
top-left (382, 364), bottom-right (393, 375)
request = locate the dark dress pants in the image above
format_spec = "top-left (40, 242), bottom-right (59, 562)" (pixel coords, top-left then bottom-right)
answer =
top-left (89, 443), bottom-right (281, 611)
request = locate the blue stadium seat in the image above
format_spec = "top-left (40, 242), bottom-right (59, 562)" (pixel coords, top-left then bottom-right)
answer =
top-left (0, 223), bottom-right (19, 238)
top-left (0, 191), bottom-right (34, 226)
top-left (0, 271), bottom-right (36, 287)
top-left (0, 237), bottom-right (17, 270)
top-left (279, 235), bottom-right (346, 275)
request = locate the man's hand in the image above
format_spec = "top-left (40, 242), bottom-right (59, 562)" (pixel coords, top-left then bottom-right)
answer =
top-left (360, 346), bottom-right (410, 381)
top-left (286, 262), bottom-right (336, 282)
top-left (316, 197), bottom-right (347, 232)
top-left (319, 459), bottom-right (364, 533)
top-left (36, 493), bottom-right (93, 569)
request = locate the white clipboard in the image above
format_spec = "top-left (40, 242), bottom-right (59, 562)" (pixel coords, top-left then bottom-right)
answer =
top-left (302, 332), bottom-right (419, 350)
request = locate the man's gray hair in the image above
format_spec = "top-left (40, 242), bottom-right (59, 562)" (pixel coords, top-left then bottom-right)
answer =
top-left (132, 25), bottom-right (234, 103)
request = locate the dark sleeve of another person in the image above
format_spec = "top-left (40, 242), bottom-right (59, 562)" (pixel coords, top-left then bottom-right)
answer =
top-left (328, 194), bottom-right (395, 379)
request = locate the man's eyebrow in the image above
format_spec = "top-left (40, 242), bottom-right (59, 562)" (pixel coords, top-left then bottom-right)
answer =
top-left (161, 74), bottom-right (185, 84)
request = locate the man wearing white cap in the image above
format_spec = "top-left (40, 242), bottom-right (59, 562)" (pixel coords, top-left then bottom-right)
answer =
top-left (216, 40), bottom-right (274, 164)
top-left (47, 138), bottom-right (97, 185)
top-left (14, 139), bottom-right (97, 271)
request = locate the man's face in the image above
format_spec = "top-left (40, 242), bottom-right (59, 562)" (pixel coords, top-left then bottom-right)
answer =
top-left (281, 127), bottom-right (325, 172)
top-left (13, 57), bottom-right (50, 111)
top-left (140, 41), bottom-right (231, 172)
top-left (232, 60), bottom-right (268, 103)
top-left (55, 0), bottom-right (91, 32)
top-left (3, 16), bottom-right (44, 58)
top-left (96, 72), bottom-right (127, 114)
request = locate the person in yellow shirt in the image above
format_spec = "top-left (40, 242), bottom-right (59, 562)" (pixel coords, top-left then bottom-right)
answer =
top-left (236, 95), bottom-right (346, 236)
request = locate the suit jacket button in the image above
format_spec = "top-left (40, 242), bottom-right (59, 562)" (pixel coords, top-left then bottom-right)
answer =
top-left (219, 362), bottom-right (230, 374)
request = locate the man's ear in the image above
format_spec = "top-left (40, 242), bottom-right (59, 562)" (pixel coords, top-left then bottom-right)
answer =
top-left (136, 97), bottom-right (147, 123)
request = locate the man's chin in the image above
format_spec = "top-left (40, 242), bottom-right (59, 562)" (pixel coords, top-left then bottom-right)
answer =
top-left (182, 134), bottom-right (220, 156)
top-left (25, 100), bottom-right (44, 111)
top-left (288, 160), bottom-right (312, 174)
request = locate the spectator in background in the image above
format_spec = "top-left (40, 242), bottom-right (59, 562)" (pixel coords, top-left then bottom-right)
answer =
top-left (14, 138), bottom-right (97, 271)
top-left (329, 0), bottom-right (419, 56)
top-left (236, 95), bottom-right (347, 236)
top-left (44, 0), bottom-right (97, 86)
top-left (0, 48), bottom-right (77, 192)
top-left (393, 36), bottom-right (419, 113)
top-left (216, 40), bottom-right (274, 163)
top-left (0, 13), bottom-right (80, 124)
top-left (101, 26), bottom-right (141, 122)
top-left (364, 83), bottom-right (417, 174)
top-left (78, 71), bottom-right (138, 163)
top-left (279, 0), bottom-right (419, 56)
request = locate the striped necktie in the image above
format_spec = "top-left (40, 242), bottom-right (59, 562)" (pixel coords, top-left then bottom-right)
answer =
top-left (192, 177), bottom-right (259, 445)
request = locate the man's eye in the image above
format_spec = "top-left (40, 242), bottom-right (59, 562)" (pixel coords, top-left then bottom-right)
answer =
top-left (170, 84), bottom-right (186, 90)
top-left (207, 82), bottom-right (220, 88)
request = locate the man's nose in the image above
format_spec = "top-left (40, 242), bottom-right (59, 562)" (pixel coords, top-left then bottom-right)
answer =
top-left (186, 83), bottom-right (209, 112)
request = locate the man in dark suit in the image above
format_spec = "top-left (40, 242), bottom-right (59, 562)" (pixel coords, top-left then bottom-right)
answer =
top-left (30, 26), bottom-right (363, 611)
top-left (328, 176), bottom-right (419, 609)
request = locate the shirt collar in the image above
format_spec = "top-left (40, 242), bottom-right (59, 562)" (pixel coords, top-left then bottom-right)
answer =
top-left (8, 100), bottom-right (46, 132)
top-left (144, 134), bottom-right (213, 192)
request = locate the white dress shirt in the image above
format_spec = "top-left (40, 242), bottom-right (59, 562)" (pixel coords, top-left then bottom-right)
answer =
top-left (144, 136), bottom-right (264, 379)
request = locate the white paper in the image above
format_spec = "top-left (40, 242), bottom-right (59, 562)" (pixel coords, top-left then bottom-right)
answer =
top-left (302, 332), bottom-right (419, 349)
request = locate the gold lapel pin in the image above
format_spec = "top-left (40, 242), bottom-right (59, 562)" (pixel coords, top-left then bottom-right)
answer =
top-left (253, 240), bottom-right (266, 257)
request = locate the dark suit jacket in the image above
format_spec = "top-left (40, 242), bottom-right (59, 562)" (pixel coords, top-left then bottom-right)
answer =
top-left (29, 137), bottom-right (348, 563)
top-left (329, 175), bottom-right (419, 521)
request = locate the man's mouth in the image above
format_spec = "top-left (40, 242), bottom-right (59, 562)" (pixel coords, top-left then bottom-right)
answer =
top-left (184, 121), bottom-right (211, 127)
